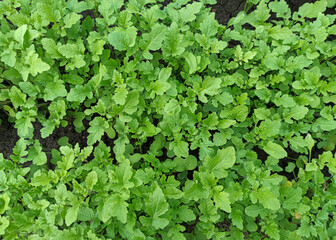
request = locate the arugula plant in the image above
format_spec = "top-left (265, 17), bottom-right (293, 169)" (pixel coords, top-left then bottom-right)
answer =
top-left (1, 0), bottom-right (336, 239)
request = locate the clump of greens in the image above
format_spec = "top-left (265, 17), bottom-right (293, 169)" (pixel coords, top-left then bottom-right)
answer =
top-left (1, 0), bottom-right (336, 239)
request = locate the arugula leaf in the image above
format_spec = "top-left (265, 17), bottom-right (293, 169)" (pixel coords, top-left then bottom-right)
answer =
top-left (257, 187), bottom-right (280, 211)
top-left (44, 80), bottom-right (67, 101)
top-left (9, 86), bottom-right (26, 109)
top-left (140, 23), bottom-right (166, 59)
top-left (140, 184), bottom-right (169, 229)
top-left (214, 191), bottom-right (231, 213)
top-left (87, 117), bottom-right (109, 145)
top-left (67, 85), bottom-right (93, 102)
top-left (65, 204), bottom-right (80, 226)
top-left (98, 194), bottom-right (128, 224)
top-left (203, 146), bottom-right (236, 178)
top-left (0, 193), bottom-right (10, 214)
top-left (263, 141), bottom-right (287, 159)
top-left (171, 140), bottom-right (189, 158)
top-left (162, 22), bottom-right (185, 57)
top-left (108, 27), bottom-right (137, 51)
top-left (298, 1), bottom-right (327, 18)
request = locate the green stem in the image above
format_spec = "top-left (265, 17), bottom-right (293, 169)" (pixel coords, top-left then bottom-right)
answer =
top-left (244, 1), bottom-right (248, 12)
top-left (325, 174), bottom-right (334, 183)
top-left (36, 103), bottom-right (49, 107)
top-left (292, 171), bottom-right (297, 181)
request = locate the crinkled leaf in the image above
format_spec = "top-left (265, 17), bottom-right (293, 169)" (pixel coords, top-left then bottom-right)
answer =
top-left (203, 146), bottom-right (236, 178)
top-left (87, 117), bottom-right (109, 145)
top-left (257, 187), bottom-right (280, 211)
top-left (108, 26), bottom-right (137, 51)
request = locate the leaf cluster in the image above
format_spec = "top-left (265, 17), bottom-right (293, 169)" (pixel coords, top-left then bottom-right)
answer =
top-left (1, 0), bottom-right (336, 239)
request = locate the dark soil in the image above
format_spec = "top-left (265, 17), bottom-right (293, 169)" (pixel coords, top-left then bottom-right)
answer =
top-left (212, 0), bottom-right (246, 25)
top-left (212, 0), bottom-right (318, 25)
top-left (0, 111), bottom-right (19, 159)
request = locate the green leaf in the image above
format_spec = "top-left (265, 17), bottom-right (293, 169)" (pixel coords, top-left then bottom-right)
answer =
top-left (98, 0), bottom-right (123, 16)
top-left (231, 105), bottom-right (249, 122)
top-left (85, 171), bottom-right (98, 190)
top-left (87, 117), bottom-right (109, 145)
top-left (37, 3), bottom-right (57, 23)
top-left (19, 82), bottom-right (38, 96)
top-left (314, 118), bottom-right (336, 131)
top-left (269, 0), bottom-right (290, 18)
top-left (22, 49), bottom-right (50, 80)
top-left (58, 42), bottom-right (84, 58)
top-left (162, 22), bottom-right (185, 57)
top-left (173, 155), bottom-right (197, 172)
top-left (268, 26), bottom-right (292, 40)
top-left (44, 80), bottom-right (67, 101)
top-left (65, 204), bottom-right (80, 226)
top-left (9, 86), bottom-right (26, 109)
top-left (298, 1), bottom-right (327, 18)
top-left (78, 207), bottom-right (95, 222)
top-left (14, 24), bottom-right (27, 45)
top-left (254, 0), bottom-right (270, 22)
top-left (140, 185), bottom-right (169, 229)
top-left (178, 205), bottom-right (196, 222)
top-left (1, 49), bottom-right (16, 67)
top-left (203, 146), bottom-right (236, 178)
top-left (200, 14), bottom-right (218, 37)
top-left (0, 216), bottom-right (9, 235)
top-left (113, 85), bottom-right (128, 105)
top-left (98, 194), bottom-right (128, 224)
top-left (114, 91), bottom-right (139, 115)
top-left (108, 26), bottom-right (137, 51)
top-left (31, 171), bottom-right (51, 187)
top-left (184, 52), bottom-right (198, 74)
top-left (231, 208), bottom-right (243, 229)
top-left (283, 105), bottom-right (309, 121)
top-left (198, 77), bottom-right (222, 103)
top-left (15, 113), bottom-right (34, 137)
top-left (245, 204), bottom-right (265, 218)
top-left (158, 67), bottom-right (172, 82)
top-left (264, 141), bottom-right (287, 159)
top-left (259, 119), bottom-right (281, 138)
top-left (172, 141), bottom-right (189, 158)
top-left (199, 199), bottom-right (220, 223)
top-left (217, 91), bottom-right (234, 106)
top-left (110, 159), bottom-right (134, 190)
top-left (28, 143), bottom-right (47, 165)
top-left (67, 85), bottom-right (93, 102)
top-left (264, 53), bottom-right (284, 70)
top-left (257, 187), bottom-right (280, 211)
top-left (0, 193), bottom-right (10, 214)
top-left (140, 23), bottom-right (166, 59)
top-left (41, 38), bottom-right (62, 58)
top-left (292, 55), bottom-right (312, 70)
top-left (282, 188), bottom-right (302, 210)
top-left (179, 2), bottom-right (202, 23)
top-left (63, 13), bottom-right (81, 28)
top-left (151, 80), bottom-right (171, 96)
top-left (164, 99), bottom-right (181, 116)
top-left (214, 191), bottom-right (231, 213)
top-left (265, 222), bottom-right (280, 240)
top-left (213, 131), bottom-right (229, 146)
top-left (305, 134), bottom-right (315, 152)
top-left (58, 146), bottom-right (75, 171)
